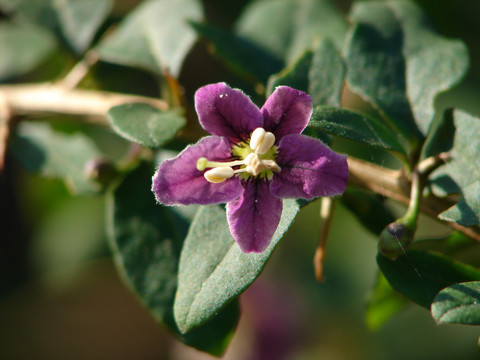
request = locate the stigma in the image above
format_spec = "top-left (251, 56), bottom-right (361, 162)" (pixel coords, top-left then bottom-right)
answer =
top-left (197, 127), bottom-right (281, 183)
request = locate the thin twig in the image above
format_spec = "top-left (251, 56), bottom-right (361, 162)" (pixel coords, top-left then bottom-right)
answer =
top-left (0, 93), bottom-right (12, 172)
top-left (314, 197), bottom-right (335, 282)
top-left (60, 50), bottom-right (100, 90)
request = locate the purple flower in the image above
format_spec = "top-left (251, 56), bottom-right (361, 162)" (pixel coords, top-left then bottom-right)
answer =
top-left (152, 83), bottom-right (348, 253)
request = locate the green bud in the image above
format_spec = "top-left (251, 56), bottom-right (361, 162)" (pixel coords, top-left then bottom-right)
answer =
top-left (378, 221), bottom-right (415, 260)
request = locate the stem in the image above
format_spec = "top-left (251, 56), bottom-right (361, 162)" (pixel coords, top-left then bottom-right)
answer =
top-left (314, 197), bottom-right (335, 282)
top-left (60, 50), bottom-right (99, 90)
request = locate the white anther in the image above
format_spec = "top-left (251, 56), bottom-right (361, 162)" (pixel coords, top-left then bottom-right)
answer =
top-left (250, 128), bottom-right (266, 151)
top-left (204, 166), bottom-right (234, 183)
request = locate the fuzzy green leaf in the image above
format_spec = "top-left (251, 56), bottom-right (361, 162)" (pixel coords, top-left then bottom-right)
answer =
top-left (174, 200), bottom-right (300, 333)
top-left (10, 122), bottom-right (102, 194)
top-left (107, 103), bottom-right (185, 149)
top-left (310, 107), bottom-right (407, 154)
top-left (431, 281), bottom-right (480, 325)
top-left (236, 0), bottom-right (347, 65)
top-left (107, 162), bottom-right (239, 356)
top-left (0, 22), bottom-right (56, 80)
top-left (431, 110), bottom-right (480, 226)
top-left (377, 250), bottom-right (480, 309)
top-left (98, 0), bottom-right (202, 77)
top-left (347, 0), bottom-right (468, 141)
top-left (267, 50), bottom-right (312, 96)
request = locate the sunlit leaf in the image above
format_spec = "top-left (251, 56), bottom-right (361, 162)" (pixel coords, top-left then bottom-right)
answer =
top-left (431, 110), bottom-right (480, 226)
top-left (107, 162), bottom-right (239, 356)
top-left (174, 200), bottom-right (300, 333)
top-left (0, 21), bottom-right (56, 80)
top-left (98, 0), bottom-right (202, 77)
top-left (107, 103), bottom-right (186, 148)
top-left (310, 107), bottom-right (407, 155)
top-left (236, 0), bottom-right (347, 65)
top-left (431, 281), bottom-right (480, 325)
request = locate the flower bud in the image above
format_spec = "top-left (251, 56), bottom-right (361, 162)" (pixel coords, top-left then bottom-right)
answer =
top-left (378, 221), bottom-right (415, 260)
top-left (84, 157), bottom-right (118, 187)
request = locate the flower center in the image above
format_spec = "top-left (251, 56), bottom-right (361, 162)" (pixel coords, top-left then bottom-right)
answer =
top-left (197, 127), bottom-right (281, 183)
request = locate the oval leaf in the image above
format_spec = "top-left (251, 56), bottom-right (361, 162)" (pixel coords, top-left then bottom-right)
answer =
top-left (174, 200), bottom-right (300, 333)
top-left (377, 250), bottom-right (480, 309)
top-left (97, 0), bottom-right (202, 77)
top-left (0, 22), bottom-right (56, 80)
top-left (310, 107), bottom-right (407, 155)
top-left (432, 281), bottom-right (480, 325)
top-left (107, 103), bottom-right (186, 148)
top-left (107, 162), bottom-right (239, 356)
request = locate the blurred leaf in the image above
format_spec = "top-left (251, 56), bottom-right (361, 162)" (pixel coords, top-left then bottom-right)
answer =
top-left (347, 0), bottom-right (468, 139)
top-left (421, 108), bottom-right (454, 159)
top-left (308, 39), bottom-right (345, 108)
top-left (107, 162), bottom-right (239, 356)
top-left (377, 250), bottom-right (480, 309)
top-left (52, 0), bottom-right (113, 53)
top-left (366, 272), bottom-right (409, 330)
top-left (267, 50), bottom-right (312, 96)
top-left (107, 103), bottom-right (186, 148)
top-left (190, 21), bottom-right (282, 85)
top-left (431, 281), bottom-right (480, 325)
top-left (0, 21), bottom-right (56, 80)
top-left (431, 110), bottom-right (480, 226)
top-left (0, 0), bottom-right (113, 53)
top-left (10, 122), bottom-right (102, 194)
top-left (236, 0), bottom-right (347, 65)
top-left (97, 0), bottom-right (202, 77)
top-left (174, 200), bottom-right (300, 333)
top-left (341, 188), bottom-right (396, 236)
top-left (310, 107), bottom-right (407, 155)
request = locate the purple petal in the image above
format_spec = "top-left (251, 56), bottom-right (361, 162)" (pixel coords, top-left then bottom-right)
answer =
top-left (271, 134), bottom-right (348, 199)
top-left (261, 86), bottom-right (312, 140)
top-left (195, 83), bottom-right (263, 143)
top-left (152, 136), bottom-right (244, 205)
top-left (226, 180), bottom-right (282, 253)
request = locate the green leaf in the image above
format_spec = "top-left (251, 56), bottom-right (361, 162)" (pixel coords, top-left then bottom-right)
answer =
top-left (431, 110), bottom-right (480, 226)
top-left (236, 0), bottom-right (347, 65)
top-left (421, 108), bottom-right (454, 159)
top-left (267, 50), bottom-right (313, 96)
top-left (308, 39), bottom-right (345, 108)
top-left (52, 0), bottom-right (113, 53)
top-left (174, 200), bottom-right (300, 333)
top-left (377, 250), bottom-right (480, 309)
top-left (0, 21), bottom-right (56, 80)
top-left (347, 0), bottom-right (468, 139)
top-left (0, 0), bottom-right (113, 53)
top-left (190, 21), bottom-right (282, 85)
top-left (341, 188), bottom-right (396, 236)
top-left (366, 272), bottom-right (409, 330)
top-left (310, 107), bottom-right (407, 155)
top-left (107, 103), bottom-right (186, 148)
top-left (107, 162), bottom-right (239, 356)
top-left (431, 281), bottom-right (480, 325)
top-left (97, 0), bottom-right (202, 77)
top-left (10, 122), bottom-right (102, 194)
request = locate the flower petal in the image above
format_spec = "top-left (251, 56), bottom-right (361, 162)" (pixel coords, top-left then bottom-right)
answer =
top-left (152, 136), bottom-right (243, 205)
top-left (271, 134), bottom-right (348, 199)
top-left (226, 180), bottom-right (282, 253)
top-left (261, 86), bottom-right (312, 140)
top-left (195, 82), bottom-right (263, 143)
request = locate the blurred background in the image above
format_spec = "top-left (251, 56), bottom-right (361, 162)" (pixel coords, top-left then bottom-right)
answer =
top-left (1, 0), bottom-right (480, 359)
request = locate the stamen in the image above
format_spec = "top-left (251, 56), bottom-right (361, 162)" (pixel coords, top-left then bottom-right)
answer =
top-left (197, 157), bottom-right (245, 171)
top-left (204, 166), bottom-right (234, 183)
top-left (250, 127), bottom-right (276, 155)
